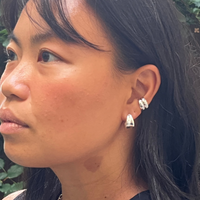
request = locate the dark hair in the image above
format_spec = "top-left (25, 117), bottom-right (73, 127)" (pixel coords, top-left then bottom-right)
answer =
top-left (1, 0), bottom-right (200, 199)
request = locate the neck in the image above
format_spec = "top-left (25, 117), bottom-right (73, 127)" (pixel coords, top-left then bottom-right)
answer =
top-left (51, 128), bottom-right (147, 200)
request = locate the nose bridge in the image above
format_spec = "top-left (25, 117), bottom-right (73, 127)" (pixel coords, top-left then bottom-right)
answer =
top-left (1, 62), bottom-right (30, 100)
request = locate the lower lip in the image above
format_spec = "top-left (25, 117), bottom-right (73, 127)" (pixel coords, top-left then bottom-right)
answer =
top-left (0, 122), bottom-right (28, 134)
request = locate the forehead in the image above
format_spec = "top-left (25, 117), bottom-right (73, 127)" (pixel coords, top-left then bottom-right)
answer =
top-left (13, 0), bottom-right (111, 50)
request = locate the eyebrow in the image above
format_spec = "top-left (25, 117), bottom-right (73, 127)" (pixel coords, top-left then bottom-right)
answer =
top-left (7, 30), bottom-right (103, 51)
top-left (7, 32), bottom-right (21, 47)
top-left (7, 30), bottom-right (60, 47)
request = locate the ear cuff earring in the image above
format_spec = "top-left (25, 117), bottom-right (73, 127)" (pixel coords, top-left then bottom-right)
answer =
top-left (139, 98), bottom-right (148, 110)
top-left (125, 98), bottom-right (148, 128)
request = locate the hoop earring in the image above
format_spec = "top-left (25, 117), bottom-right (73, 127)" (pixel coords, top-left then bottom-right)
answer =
top-left (125, 114), bottom-right (135, 128)
top-left (139, 98), bottom-right (149, 110)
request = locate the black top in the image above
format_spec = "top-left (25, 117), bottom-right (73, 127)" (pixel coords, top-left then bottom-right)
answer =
top-left (130, 191), bottom-right (151, 200)
top-left (14, 190), bottom-right (151, 200)
top-left (13, 191), bottom-right (26, 200)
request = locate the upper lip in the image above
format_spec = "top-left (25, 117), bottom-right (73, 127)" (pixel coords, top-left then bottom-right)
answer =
top-left (0, 109), bottom-right (28, 127)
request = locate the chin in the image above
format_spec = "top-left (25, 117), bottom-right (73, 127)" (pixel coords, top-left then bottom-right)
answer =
top-left (3, 140), bottom-right (44, 167)
top-left (4, 148), bottom-right (39, 168)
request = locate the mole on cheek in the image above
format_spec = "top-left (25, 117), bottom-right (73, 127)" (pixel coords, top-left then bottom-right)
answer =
top-left (84, 156), bottom-right (103, 172)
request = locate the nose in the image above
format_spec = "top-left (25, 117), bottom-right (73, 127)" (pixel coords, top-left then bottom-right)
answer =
top-left (0, 67), bottom-right (30, 101)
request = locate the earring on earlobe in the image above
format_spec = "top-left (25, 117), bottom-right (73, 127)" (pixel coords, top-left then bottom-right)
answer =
top-left (125, 114), bottom-right (135, 128)
top-left (139, 98), bottom-right (149, 110)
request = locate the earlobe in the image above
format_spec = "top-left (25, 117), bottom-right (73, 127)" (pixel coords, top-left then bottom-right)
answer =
top-left (122, 98), bottom-right (142, 125)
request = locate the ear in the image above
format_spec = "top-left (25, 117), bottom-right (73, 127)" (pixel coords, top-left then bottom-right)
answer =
top-left (122, 64), bottom-right (161, 122)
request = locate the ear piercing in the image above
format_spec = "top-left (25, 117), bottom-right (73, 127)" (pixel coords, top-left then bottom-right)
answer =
top-left (125, 98), bottom-right (148, 128)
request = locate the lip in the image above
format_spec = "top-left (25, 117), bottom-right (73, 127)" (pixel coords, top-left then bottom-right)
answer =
top-left (0, 109), bottom-right (29, 134)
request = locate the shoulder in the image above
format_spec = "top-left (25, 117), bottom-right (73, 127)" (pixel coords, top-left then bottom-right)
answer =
top-left (2, 190), bottom-right (26, 200)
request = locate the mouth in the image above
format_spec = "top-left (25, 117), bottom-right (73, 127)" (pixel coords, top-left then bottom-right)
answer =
top-left (0, 109), bottom-right (29, 134)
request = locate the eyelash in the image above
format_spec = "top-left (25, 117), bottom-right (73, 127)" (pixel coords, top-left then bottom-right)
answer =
top-left (5, 49), bottom-right (61, 63)
top-left (5, 49), bottom-right (17, 63)
top-left (38, 50), bottom-right (61, 63)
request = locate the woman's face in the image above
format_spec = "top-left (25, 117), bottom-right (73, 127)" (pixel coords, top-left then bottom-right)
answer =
top-left (0, 0), bottom-right (129, 167)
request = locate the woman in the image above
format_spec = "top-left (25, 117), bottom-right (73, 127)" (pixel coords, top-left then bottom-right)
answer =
top-left (0, 0), bottom-right (200, 199)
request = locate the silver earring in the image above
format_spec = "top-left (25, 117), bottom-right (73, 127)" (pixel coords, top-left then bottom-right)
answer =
top-left (142, 98), bottom-right (148, 109)
top-left (139, 99), bottom-right (145, 110)
top-left (125, 114), bottom-right (135, 128)
top-left (139, 98), bottom-right (149, 110)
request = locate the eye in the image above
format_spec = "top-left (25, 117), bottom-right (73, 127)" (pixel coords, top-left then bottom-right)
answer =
top-left (38, 51), bottom-right (61, 63)
top-left (6, 49), bottom-right (18, 62)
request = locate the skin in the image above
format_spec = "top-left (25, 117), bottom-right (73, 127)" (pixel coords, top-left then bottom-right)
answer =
top-left (0, 0), bottom-right (161, 200)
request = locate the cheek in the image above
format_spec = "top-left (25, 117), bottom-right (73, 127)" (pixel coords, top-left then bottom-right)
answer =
top-left (31, 72), bottom-right (115, 133)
